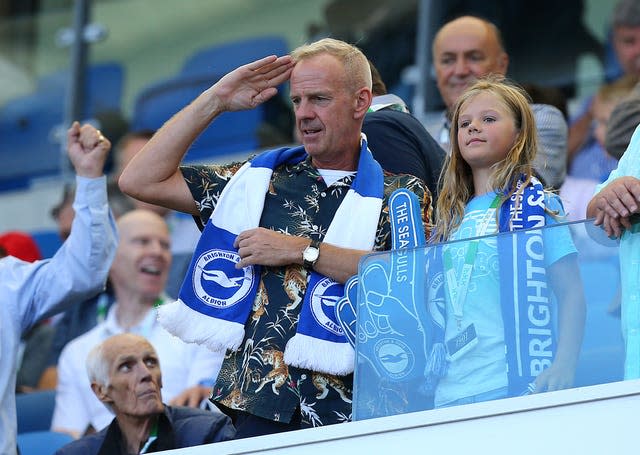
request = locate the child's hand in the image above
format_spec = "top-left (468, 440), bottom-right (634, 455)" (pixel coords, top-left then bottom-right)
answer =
top-left (532, 361), bottom-right (575, 393)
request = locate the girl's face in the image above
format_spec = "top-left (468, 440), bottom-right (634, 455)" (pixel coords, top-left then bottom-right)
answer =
top-left (456, 91), bottom-right (518, 171)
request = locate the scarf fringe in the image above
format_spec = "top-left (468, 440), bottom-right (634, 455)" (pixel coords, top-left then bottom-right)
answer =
top-left (425, 342), bottom-right (447, 379)
top-left (157, 299), bottom-right (243, 352)
top-left (284, 333), bottom-right (355, 376)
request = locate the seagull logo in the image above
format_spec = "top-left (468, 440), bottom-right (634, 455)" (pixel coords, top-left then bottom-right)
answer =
top-left (192, 249), bottom-right (255, 309)
top-left (202, 269), bottom-right (244, 288)
top-left (320, 295), bottom-right (339, 307)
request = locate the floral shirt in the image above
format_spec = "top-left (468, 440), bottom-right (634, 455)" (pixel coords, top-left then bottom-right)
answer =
top-left (181, 155), bottom-right (431, 428)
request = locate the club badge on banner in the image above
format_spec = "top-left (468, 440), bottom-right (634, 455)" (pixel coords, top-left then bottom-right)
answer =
top-left (336, 188), bottom-right (435, 383)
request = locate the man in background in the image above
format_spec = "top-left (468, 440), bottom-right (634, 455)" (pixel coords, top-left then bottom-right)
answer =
top-left (425, 15), bottom-right (568, 188)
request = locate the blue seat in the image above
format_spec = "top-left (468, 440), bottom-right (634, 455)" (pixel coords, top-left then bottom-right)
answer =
top-left (0, 62), bottom-right (124, 190)
top-left (180, 35), bottom-right (288, 76)
top-left (130, 36), bottom-right (293, 164)
top-left (17, 431), bottom-right (74, 455)
top-left (30, 229), bottom-right (63, 259)
top-left (131, 73), bottom-right (262, 162)
top-left (16, 389), bottom-right (57, 433)
top-left (36, 62), bottom-right (124, 115)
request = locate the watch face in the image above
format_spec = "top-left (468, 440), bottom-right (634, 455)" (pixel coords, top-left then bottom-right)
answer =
top-left (304, 246), bottom-right (319, 262)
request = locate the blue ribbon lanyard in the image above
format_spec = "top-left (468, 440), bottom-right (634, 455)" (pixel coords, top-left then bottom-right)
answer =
top-left (443, 195), bottom-right (500, 330)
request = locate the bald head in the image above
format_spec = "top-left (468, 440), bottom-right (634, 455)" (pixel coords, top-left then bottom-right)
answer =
top-left (110, 210), bottom-right (171, 301)
top-left (433, 16), bottom-right (509, 110)
top-left (116, 209), bottom-right (167, 235)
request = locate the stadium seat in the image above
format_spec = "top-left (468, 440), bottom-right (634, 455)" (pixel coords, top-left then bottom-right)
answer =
top-left (131, 73), bottom-right (263, 163)
top-left (0, 62), bottom-right (124, 190)
top-left (180, 35), bottom-right (288, 76)
top-left (16, 389), bottom-right (57, 433)
top-left (17, 431), bottom-right (74, 455)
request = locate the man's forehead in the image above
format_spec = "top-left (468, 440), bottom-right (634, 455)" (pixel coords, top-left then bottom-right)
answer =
top-left (435, 20), bottom-right (498, 53)
top-left (118, 213), bottom-right (169, 239)
top-left (105, 337), bottom-right (156, 362)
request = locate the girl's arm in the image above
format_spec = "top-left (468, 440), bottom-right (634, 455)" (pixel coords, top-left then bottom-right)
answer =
top-left (534, 253), bottom-right (586, 392)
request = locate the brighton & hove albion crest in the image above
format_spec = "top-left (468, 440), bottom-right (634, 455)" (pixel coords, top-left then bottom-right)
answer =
top-left (374, 337), bottom-right (415, 380)
top-left (309, 277), bottom-right (344, 336)
top-left (192, 249), bottom-right (255, 309)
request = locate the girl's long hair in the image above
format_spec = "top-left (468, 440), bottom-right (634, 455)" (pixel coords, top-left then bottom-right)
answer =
top-left (433, 76), bottom-right (538, 241)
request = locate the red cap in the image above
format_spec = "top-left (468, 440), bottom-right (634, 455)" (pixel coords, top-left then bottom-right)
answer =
top-left (0, 231), bottom-right (42, 262)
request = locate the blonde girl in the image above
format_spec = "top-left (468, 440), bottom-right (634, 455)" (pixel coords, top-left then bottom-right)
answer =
top-left (430, 77), bottom-right (585, 408)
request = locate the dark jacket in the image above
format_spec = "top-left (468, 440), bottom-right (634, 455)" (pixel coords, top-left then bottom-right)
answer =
top-left (55, 405), bottom-right (235, 455)
top-left (363, 109), bottom-right (445, 205)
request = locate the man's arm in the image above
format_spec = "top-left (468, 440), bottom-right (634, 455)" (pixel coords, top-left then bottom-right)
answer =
top-left (234, 227), bottom-right (366, 284)
top-left (587, 176), bottom-right (640, 238)
top-left (8, 122), bottom-right (117, 330)
top-left (233, 175), bottom-right (432, 284)
top-left (119, 55), bottom-right (294, 215)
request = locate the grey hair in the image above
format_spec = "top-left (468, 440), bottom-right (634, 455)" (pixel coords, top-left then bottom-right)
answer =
top-left (86, 341), bottom-right (111, 388)
top-left (613, 0), bottom-right (640, 28)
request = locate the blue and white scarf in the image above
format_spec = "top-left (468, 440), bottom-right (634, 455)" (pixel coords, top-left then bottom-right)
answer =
top-left (158, 137), bottom-right (383, 376)
top-left (427, 176), bottom-right (553, 396)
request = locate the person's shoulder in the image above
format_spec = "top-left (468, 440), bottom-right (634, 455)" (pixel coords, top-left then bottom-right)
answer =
top-left (382, 171), bottom-right (426, 188)
top-left (167, 405), bottom-right (235, 445)
top-left (543, 189), bottom-right (569, 218)
top-left (365, 109), bottom-right (431, 133)
top-left (605, 88), bottom-right (640, 160)
top-left (381, 171), bottom-right (431, 203)
top-left (54, 430), bottom-right (104, 455)
top-left (531, 103), bottom-right (567, 128)
top-left (168, 405), bottom-right (219, 420)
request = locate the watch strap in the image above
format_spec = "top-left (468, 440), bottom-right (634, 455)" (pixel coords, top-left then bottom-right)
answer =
top-left (303, 238), bottom-right (321, 269)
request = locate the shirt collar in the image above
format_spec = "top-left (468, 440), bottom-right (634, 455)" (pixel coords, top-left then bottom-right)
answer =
top-left (102, 301), bottom-right (161, 337)
top-left (97, 406), bottom-right (175, 455)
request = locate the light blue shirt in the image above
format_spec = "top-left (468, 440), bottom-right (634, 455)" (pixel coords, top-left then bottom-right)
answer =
top-left (596, 124), bottom-right (640, 380)
top-left (435, 192), bottom-right (575, 406)
top-left (0, 175), bottom-right (117, 455)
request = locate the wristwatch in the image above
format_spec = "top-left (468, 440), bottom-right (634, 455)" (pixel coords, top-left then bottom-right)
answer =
top-left (302, 239), bottom-right (321, 270)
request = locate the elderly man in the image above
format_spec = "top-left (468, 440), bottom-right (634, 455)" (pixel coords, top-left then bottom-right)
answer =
top-left (119, 38), bottom-right (431, 437)
top-left (52, 210), bottom-right (223, 438)
top-left (0, 122), bottom-right (117, 455)
top-left (425, 15), bottom-right (568, 189)
top-left (55, 333), bottom-right (235, 454)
